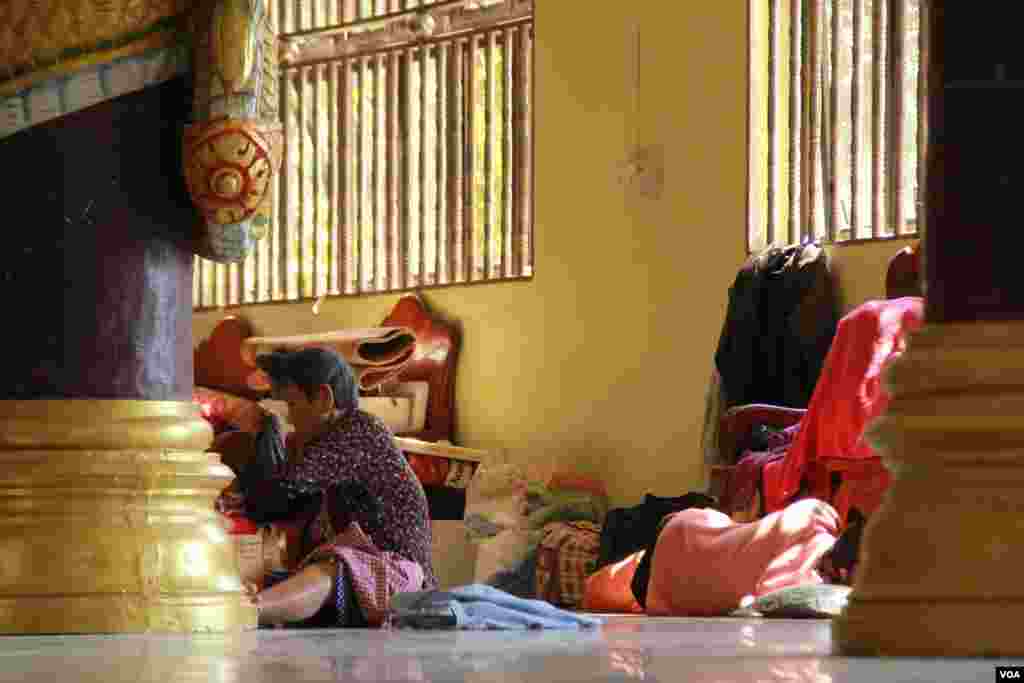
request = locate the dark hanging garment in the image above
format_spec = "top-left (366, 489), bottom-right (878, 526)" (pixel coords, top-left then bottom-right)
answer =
top-left (715, 241), bottom-right (839, 410)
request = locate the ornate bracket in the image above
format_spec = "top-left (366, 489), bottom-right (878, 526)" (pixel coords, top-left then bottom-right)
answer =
top-left (185, 0), bottom-right (281, 264)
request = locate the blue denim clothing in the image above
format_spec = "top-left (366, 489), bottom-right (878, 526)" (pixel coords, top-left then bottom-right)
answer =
top-left (389, 584), bottom-right (603, 630)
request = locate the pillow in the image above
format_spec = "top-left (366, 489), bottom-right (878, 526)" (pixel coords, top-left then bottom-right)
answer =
top-left (747, 584), bottom-right (851, 618)
top-left (580, 551), bottom-right (645, 614)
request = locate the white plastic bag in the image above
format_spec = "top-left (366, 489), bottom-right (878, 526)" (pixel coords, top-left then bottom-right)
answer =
top-left (463, 463), bottom-right (532, 539)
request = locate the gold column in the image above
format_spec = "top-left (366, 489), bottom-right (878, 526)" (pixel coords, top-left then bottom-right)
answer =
top-left (0, 400), bottom-right (256, 633)
top-left (834, 321), bottom-right (1024, 656)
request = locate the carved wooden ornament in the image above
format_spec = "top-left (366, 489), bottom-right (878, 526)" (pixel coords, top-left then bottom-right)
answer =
top-left (184, 117), bottom-right (281, 229)
top-left (186, 0), bottom-right (280, 264)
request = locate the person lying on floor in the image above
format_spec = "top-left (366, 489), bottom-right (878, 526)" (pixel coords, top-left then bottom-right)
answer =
top-left (636, 498), bottom-right (852, 617)
top-left (583, 497), bottom-right (861, 615)
top-left (215, 347), bottom-right (435, 627)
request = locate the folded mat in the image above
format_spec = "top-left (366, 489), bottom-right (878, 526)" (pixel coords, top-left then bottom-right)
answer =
top-left (241, 327), bottom-right (417, 391)
top-left (389, 584), bottom-right (603, 630)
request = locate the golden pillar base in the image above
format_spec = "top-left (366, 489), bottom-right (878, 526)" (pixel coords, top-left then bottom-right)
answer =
top-left (834, 321), bottom-right (1024, 657)
top-left (0, 400), bottom-right (257, 634)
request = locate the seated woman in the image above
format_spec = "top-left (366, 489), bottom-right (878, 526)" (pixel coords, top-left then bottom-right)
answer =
top-left (216, 347), bottom-right (436, 627)
top-left (643, 498), bottom-right (842, 616)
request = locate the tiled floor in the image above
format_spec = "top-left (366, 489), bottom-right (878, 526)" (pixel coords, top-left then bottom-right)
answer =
top-left (0, 617), bottom-right (1017, 682)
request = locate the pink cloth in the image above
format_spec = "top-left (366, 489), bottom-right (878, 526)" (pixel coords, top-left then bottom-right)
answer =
top-left (301, 522), bottom-right (424, 627)
top-left (645, 499), bottom-right (839, 616)
top-left (761, 297), bottom-right (925, 513)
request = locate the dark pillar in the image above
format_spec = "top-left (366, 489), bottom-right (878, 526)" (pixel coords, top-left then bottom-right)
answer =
top-left (0, 76), bottom-right (252, 633)
top-left (0, 77), bottom-right (196, 400)
top-left (924, 3), bottom-right (1024, 322)
top-left (835, 2), bottom-right (1024, 655)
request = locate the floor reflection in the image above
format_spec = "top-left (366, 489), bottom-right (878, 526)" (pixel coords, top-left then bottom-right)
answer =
top-left (607, 644), bottom-right (655, 680)
top-left (0, 617), bottom-right (1010, 683)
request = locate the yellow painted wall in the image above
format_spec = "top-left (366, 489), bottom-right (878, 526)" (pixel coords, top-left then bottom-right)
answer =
top-left (827, 239), bottom-right (916, 313)
top-left (194, 2), bottom-right (913, 506)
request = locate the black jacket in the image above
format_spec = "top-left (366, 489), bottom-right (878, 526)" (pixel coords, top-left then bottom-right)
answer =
top-left (596, 493), bottom-right (717, 571)
top-left (714, 242), bottom-right (838, 410)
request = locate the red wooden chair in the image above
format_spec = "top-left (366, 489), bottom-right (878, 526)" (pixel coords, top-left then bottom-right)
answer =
top-left (713, 243), bottom-right (920, 527)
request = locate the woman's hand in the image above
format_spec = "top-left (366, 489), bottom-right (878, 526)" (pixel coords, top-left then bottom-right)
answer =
top-left (242, 582), bottom-right (261, 606)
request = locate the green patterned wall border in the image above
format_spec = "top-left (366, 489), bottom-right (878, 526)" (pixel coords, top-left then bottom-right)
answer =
top-left (0, 44), bottom-right (191, 140)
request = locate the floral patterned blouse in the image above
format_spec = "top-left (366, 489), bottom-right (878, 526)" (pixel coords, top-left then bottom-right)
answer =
top-left (235, 409), bottom-right (437, 589)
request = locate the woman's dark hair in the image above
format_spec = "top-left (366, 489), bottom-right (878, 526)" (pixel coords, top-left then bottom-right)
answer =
top-left (255, 347), bottom-right (359, 411)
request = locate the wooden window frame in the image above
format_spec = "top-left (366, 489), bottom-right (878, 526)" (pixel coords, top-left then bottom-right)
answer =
top-left (748, 0), bottom-right (928, 253)
top-left (194, 0), bottom-right (534, 310)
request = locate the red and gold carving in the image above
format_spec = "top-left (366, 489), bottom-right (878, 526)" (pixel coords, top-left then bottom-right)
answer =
top-left (183, 117), bottom-right (282, 228)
